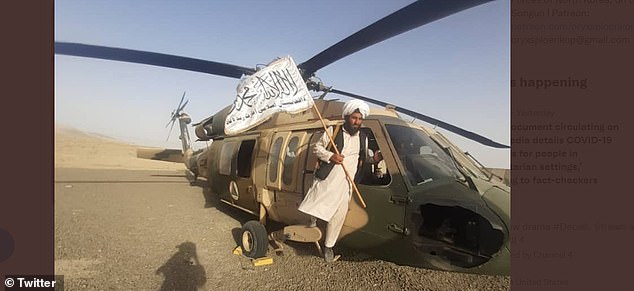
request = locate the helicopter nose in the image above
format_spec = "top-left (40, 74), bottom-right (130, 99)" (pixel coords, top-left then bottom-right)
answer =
top-left (408, 203), bottom-right (506, 270)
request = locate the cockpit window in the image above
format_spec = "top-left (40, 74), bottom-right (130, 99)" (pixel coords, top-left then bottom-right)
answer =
top-left (427, 131), bottom-right (491, 180)
top-left (385, 124), bottom-right (462, 185)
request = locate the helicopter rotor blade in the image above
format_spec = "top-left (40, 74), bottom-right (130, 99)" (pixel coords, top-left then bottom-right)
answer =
top-left (165, 117), bottom-right (175, 128)
top-left (55, 42), bottom-right (256, 79)
top-left (166, 92), bottom-right (189, 128)
top-left (299, 0), bottom-right (493, 77)
top-left (166, 119), bottom-right (176, 142)
top-left (329, 88), bottom-right (509, 149)
top-left (175, 92), bottom-right (186, 113)
top-left (177, 100), bottom-right (189, 114)
top-left (166, 91), bottom-right (190, 139)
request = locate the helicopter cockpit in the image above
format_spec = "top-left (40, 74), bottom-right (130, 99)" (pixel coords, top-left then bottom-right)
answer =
top-left (384, 124), bottom-right (463, 186)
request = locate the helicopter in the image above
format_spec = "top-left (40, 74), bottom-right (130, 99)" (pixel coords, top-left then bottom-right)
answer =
top-left (55, 0), bottom-right (510, 275)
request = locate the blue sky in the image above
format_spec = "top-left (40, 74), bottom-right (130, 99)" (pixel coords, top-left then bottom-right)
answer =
top-left (55, 0), bottom-right (510, 168)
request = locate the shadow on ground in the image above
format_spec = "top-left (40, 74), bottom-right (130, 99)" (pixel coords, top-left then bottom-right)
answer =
top-left (156, 242), bottom-right (207, 291)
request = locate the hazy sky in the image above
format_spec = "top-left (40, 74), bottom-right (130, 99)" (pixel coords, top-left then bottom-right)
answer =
top-left (55, 0), bottom-right (510, 168)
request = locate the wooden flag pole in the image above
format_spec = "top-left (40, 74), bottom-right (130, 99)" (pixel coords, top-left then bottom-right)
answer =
top-left (311, 101), bottom-right (367, 209)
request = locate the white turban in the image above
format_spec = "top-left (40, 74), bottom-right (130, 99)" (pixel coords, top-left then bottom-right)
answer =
top-left (342, 99), bottom-right (370, 119)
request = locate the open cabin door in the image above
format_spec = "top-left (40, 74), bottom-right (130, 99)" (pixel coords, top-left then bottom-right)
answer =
top-left (303, 120), bottom-right (409, 250)
top-left (214, 136), bottom-right (259, 214)
top-left (231, 138), bottom-right (258, 213)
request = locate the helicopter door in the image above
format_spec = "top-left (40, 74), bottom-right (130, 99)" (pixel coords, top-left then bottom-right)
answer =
top-left (280, 132), bottom-right (308, 193)
top-left (264, 131), bottom-right (311, 224)
top-left (266, 132), bottom-right (290, 190)
top-left (303, 130), bottom-right (322, 197)
top-left (230, 138), bottom-right (258, 213)
top-left (339, 121), bottom-right (409, 248)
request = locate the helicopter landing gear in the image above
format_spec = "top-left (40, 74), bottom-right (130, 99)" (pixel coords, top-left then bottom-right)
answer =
top-left (185, 168), bottom-right (197, 185)
top-left (269, 225), bottom-right (324, 257)
top-left (239, 221), bottom-right (268, 258)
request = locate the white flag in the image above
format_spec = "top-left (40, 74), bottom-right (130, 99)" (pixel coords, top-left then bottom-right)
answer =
top-left (224, 56), bottom-right (313, 135)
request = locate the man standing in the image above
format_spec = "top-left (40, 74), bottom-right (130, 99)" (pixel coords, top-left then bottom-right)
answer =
top-left (298, 99), bottom-right (370, 262)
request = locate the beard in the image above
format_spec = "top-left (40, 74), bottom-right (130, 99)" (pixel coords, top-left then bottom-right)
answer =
top-left (343, 121), bottom-right (360, 135)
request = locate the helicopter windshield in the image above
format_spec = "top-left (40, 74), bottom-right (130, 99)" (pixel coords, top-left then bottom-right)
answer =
top-left (385, 124), bottom-right (462, 186)
top-left (424, 130), bottom-right (493, 181)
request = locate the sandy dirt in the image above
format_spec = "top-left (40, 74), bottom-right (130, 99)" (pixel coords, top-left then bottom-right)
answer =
top-left (55, 125), bottom-right (185, 171)
top-left (54, 126), bottom-right (510, 290)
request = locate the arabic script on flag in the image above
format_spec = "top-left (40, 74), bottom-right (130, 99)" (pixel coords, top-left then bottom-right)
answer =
top-left (224, 56), bottom-right (313, 135)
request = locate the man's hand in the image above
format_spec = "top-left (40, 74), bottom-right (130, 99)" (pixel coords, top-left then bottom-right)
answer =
top-left (329, 153), bottom-right (345, 164)
top-left (373, 150), bottom-right (383, 163)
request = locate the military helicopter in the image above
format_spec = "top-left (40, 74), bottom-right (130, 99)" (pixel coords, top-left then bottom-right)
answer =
top-left (55, 0), bottom-right (510, 275)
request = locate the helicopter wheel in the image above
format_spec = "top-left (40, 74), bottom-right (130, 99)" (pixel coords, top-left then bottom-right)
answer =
top-left (240, 221), bottom-right (268, 258)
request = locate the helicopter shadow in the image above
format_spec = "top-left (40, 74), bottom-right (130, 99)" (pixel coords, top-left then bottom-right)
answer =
top-left (151, 174), bottom-right (187, 178)
top-left (334, 246), bottom-right (382, 264)
top-left (155, 241), bottom-right (207, 291)
top-left (186, 179), bottom-right (220, 208)
top-left (276, 239), bottom-right (324, 257)
top-left (189, 179), bottom-right (254, 224)
top-left (188, 179), bottom-right (311, 256)
top-left (189, 178), bottom-right (381, 262)
top-left (268, 232), bottom-right (380, 263)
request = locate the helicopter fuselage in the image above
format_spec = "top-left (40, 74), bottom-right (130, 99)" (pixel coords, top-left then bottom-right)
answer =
top-left (191, 99), bottom-right (510, 275)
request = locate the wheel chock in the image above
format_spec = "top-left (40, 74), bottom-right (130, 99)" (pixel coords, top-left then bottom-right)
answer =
top-left (232, 246), bottom-right (242, 256)
top-left (233, 245), bottom-right (273, 266)
top-left (252, 257), bottom-right (273, 267)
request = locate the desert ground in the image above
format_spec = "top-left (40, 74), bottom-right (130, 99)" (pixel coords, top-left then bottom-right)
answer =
top-left (54, 126), bottom-right (510, 290)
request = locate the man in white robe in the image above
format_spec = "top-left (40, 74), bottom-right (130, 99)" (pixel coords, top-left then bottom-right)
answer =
top-left (298, 99), bottom-right (371, 262)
